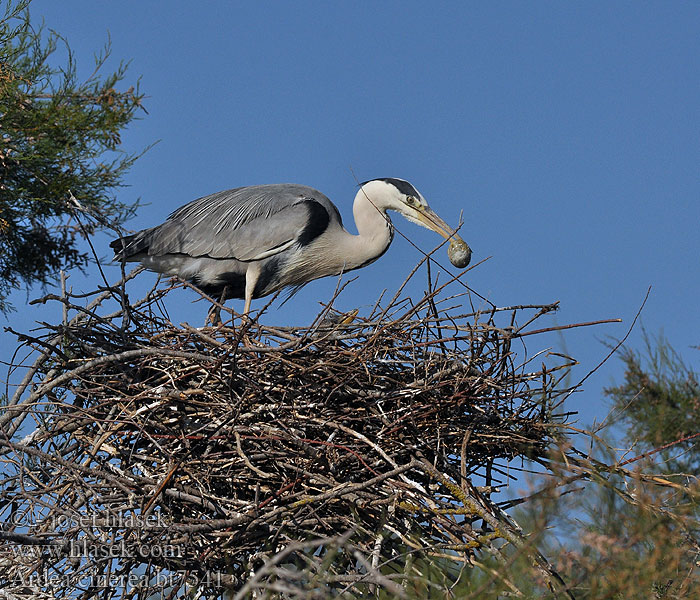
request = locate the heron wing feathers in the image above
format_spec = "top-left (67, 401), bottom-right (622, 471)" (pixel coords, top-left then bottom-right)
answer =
top-left (206, 202), bottom-right (316, 260)
top-left (143, 184), bottom-right (334, 261)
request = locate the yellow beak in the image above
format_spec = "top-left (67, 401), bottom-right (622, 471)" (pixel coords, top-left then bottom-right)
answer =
top-left (414, 206), bottom-right (472, 268)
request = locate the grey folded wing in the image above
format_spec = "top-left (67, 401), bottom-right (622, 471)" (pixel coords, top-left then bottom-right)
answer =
top-left (138, 184), bottom-right (333, 262)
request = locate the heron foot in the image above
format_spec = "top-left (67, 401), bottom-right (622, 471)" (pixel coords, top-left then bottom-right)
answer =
top-left (205, 304), bottom-right (223, 327)
top-left (205, 285), bottom-right (230, 327)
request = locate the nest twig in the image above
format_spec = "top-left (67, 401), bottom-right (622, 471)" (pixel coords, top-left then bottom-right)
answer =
top-left (0, 265), bottom-right (594, 598)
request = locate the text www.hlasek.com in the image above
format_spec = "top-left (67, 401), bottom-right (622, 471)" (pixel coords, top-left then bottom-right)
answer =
top-left (6, 539), bottom-right (184, 560)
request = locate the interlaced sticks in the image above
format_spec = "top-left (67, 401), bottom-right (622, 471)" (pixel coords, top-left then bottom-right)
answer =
top-left (0, 263), bottom-right (622, 599)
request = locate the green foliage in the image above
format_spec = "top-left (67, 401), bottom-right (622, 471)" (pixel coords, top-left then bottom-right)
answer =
top-left (547, 452), bottom-right (700, 599)
top-left (605, 330), bottom-right (700, 472)
top-left (0, 0), bottom-right (146, 312)
top-left (516, 332), bottom-right (700, 599)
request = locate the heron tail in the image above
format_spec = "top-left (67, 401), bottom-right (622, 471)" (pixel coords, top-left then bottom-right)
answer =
top-left (110, 233), bottom-right (142, 261)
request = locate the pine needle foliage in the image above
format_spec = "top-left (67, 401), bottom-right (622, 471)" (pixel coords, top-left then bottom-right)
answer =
top-left (605, 330), bottom-right (700, 472)
top-left (0, 0), bottom-right (146, 312)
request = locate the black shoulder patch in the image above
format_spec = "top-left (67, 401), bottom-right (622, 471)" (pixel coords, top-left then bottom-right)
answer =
top-left (360, 178), bottom-right (419, 198)
top-left (297, 200), bottom-right (330, 246)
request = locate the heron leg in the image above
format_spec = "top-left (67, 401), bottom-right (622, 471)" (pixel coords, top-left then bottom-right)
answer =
top-left (242, 263), bottom-right (261, 318)
top-left (205, 305), bottom-right (220, 326)
top-left (205, 285), bottom-right (229, 326)
top-left (237, 265), bottom-right (262, 347)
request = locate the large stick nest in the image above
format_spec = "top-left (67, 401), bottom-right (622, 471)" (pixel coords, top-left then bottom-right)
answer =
top-left (1, 268), bottom-right (579, 598)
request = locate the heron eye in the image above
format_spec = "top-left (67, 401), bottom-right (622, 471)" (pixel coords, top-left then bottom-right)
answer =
top-left (406, 196), bottom-right (418, 207)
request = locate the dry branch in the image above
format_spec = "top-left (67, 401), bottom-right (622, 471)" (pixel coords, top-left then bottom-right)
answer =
top-left (0, 267), bottom-right (588, 598)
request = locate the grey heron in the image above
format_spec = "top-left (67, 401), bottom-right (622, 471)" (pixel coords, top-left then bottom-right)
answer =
top-left (110, 178), bottom-right (471, 318)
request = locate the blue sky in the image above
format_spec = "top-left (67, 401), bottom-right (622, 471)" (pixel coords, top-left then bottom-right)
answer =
top-left (5, 2), bottom-right (700, 431)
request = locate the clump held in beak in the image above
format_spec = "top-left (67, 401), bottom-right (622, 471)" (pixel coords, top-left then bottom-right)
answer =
top-left (448, 238), bottom-right (472, 268)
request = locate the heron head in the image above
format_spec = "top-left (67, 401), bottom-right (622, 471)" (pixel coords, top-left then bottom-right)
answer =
top-left (359, 178), bottom-right (469, 251)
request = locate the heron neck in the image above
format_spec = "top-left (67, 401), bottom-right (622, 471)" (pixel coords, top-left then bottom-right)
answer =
top-left (338, 193), bottom-right (393, 272)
